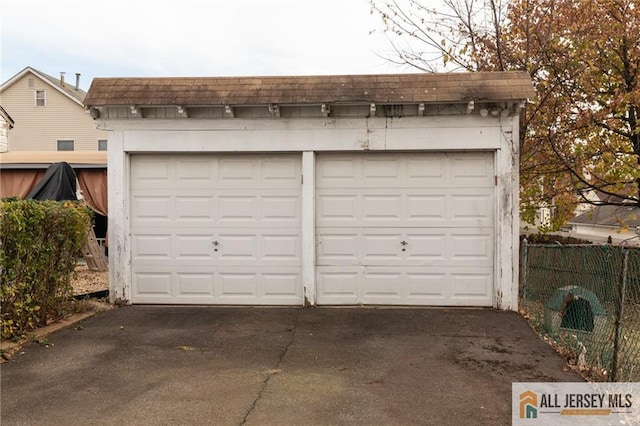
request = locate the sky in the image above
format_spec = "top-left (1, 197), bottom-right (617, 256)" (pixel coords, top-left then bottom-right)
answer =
top-left (1, 0), bottom-right (412, 91)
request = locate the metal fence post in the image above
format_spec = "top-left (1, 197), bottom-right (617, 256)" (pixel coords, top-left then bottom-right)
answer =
top-left (611, 248), bottom-right (629, 382)
top-left (520, 238), bottom-right (528, 302)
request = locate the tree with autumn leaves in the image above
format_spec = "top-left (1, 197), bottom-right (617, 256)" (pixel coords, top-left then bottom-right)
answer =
top-left (370, 0), bottom-right (640, 230)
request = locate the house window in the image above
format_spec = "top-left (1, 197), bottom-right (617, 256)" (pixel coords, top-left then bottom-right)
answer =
top-left (57, 140), bottom-right (74, 151)
top-left (98, 139), bottom-right (107, 151)
top-left (35, 90), bottom-right (46, 107)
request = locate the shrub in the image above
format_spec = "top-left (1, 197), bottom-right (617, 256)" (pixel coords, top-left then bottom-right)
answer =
top-left (0, 199), bottom-right (92, 340)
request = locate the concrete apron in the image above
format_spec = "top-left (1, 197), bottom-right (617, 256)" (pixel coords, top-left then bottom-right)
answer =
top-left (1, 306), bottom-right (582, 425)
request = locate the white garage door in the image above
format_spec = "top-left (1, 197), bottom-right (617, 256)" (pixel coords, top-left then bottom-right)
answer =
top-left (130, 154), bottom-right (302, 304)
top-left (316, 152), bottom-right (495, 306)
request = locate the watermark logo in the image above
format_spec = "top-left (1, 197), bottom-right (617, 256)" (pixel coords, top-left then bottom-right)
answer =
top-left (513, 383), bottom-right (639, 425)
top-left (520, 390), bottom-right (538, 419)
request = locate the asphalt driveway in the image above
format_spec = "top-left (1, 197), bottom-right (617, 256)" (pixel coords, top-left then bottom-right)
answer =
top-left (1, 307), bottom-right (582, 425)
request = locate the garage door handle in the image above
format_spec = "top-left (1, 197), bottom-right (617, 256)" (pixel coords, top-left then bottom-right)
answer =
top-left (212, 241), bottom-right (219, 246)
top-left (400, 240), bottom-right (408, 245)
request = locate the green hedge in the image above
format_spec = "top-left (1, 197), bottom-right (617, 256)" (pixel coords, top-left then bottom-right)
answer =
top-left (1, 199), bottom-right (92, 340)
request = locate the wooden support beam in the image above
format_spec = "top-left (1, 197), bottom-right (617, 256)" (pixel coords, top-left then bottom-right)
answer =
top-left (176, 106), bottom-right (189, 118)
top-left (269, 104), bottom-right (280, 118)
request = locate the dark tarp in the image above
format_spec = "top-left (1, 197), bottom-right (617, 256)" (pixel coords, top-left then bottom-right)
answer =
top-left (26, 162), bottom-right (78, 201)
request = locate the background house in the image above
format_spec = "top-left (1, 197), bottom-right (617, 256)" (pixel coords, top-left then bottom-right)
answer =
top-left (0, 106), bottom-right (15, 152)
top-left (0, 67), bottom-right (109, 247)
top-left (567, 204), bottom-right (640, 246)
top-left (0, 66), bottom-right (107, 152)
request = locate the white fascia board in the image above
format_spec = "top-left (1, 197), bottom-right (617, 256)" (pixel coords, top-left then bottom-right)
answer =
top-left (113, 116), bottom-right (504, 153)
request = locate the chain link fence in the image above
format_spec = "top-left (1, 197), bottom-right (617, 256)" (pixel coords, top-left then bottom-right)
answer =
top-left (520, 242), bottom-right (640, 382)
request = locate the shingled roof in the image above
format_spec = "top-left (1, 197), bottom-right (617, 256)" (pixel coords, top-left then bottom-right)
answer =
top-left (84, 72), bottom-right (535, 108)
top-left (569, 205), bottom-right (640, 228)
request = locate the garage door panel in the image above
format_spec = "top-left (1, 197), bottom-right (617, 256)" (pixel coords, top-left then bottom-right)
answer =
top-left (218, 269), bottom-right (302, 303)
top-left (132, 230), bottom-right (301, 267)
top-left (362, 157), bottom-right (402, 181)
top-left (406, 272), bottom-right (448, 300)
top-left (450, 154), bottom-right (494, 185)
top-left (316, 232), bottom-right (360, 264)
top-left (130, 154), bottom-right (302, 305)
top-left (132, 155), bottom-right (301, 190)
top-left (176, 158), bottom-right (213, 181)
top-left (177, 272), bottom-right (215, 296)
top-left (450, 193), bottom-right (494, 222)
top-left (132, 267), bottom-right (301, 304)
top-left (316, 266), bottom-right (493, 306)
top-left (133, 194), bottom-right (300, 228)
top-left (317, 153), bottom-right (493, 189)
top-left (404, 233), bottom-right (448, 262)
top-left (218, 196), bottom-right (258, 222)
top-left (217, 234), bottom-right (258, 261)
top-left (361, 233), bottom-right (403, 262)
top-left (133, 271), bottom-right (173, 298)
top-left (261, 234), bottom-right (301, 261)
top-left (451, 271), bottom-right (493, 301)
top-left (175, 196), bottom-right (215, 220)
top-left (315, 193), bottom-right (359, 224)
top-left (261, 195), bottom-right (300, 222)
top-left (132, 195), bottom-right (173, 222)
top-left (176, 234), bottom-right (215, 260)
top-left (407, 157), bottom-right (446, 182)
top-left (316, 152), bottom-right (494, 306)
top-left (218, 192), bottom-right (300, 227)
top-left (451, 233), bottom-right (493, 262)
top-left (219, 272), bottom-right (259, 297)
top-left (406, 195), bottom-right (447, 221)
top-left (316, 268), bottom-right (360, 304)
top-left (262, 158), bottom-right (300, 182)
top-left (131, 158), bottom-right (172, 188)
top-left (317, 189), bottom-right (493, 227)
top-left (316, 157), bottom-right (358, 187)
top-left (317, 228), bottom-right (492, 267)
top-left (132, 234), bottom-right (173, 260)
top-left (362, 271), bottom-right (403, 300)
top-left (362, 195), bottom-right (403, 221)
top-left (263, 273), bottom-right (301, 298)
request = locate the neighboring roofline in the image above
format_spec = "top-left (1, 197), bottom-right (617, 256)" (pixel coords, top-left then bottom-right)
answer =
top-left (568, 223), bottom-right (622, 230)
top-left (0, 151), bottom-right (107, 169)
top-left (567, 204), bottom-right (640, 228)
top-left (0, 66), bottom-right (85, 107)
top-left (0, 106), bottom-right (15, 127)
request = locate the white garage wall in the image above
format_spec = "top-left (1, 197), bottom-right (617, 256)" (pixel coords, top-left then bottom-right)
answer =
top-left (102, 114), bottom-right (520, 310)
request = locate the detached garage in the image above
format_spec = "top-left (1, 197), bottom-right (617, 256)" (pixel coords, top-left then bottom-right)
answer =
top-left (84, 72), bottom-right (534, 310)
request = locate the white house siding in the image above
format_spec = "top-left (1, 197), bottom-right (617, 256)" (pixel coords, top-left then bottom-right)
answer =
top-left (569, 224), bottom-right (640, 246)
top-left (0, 71), bottom-right (107, 151)
top-left (100, 113), bottom-right (521, 310)
top-left (0, 116), bottom-right (8, 152)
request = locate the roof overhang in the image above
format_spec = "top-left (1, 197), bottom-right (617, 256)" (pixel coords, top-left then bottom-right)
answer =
top-left (84, 72), bottom-right (536, 117)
